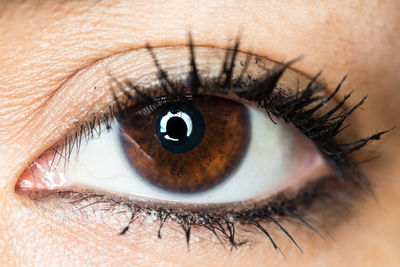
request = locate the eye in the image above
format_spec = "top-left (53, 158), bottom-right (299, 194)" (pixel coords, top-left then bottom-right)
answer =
top-left (18, 93), bottom-right (325, 204)
top-left (16, 44), bottom-right (326, 203)
top-left (16, 39), bottom-right (386, 249)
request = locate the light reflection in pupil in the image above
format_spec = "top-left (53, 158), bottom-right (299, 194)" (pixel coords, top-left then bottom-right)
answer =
top-left (156, 102), bottom-right (205, 153)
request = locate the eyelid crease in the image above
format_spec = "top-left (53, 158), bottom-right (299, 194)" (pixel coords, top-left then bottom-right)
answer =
top-left (34, 42), bottom-right (315, 119)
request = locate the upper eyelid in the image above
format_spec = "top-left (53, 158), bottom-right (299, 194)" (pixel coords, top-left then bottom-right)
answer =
top-left (22, 47), bottom-right (295, 136)
top-left (15, 44), bottom-right (349, 184)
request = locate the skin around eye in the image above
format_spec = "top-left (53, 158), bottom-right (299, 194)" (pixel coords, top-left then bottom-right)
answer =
top-left (0, 1), bottom-right (399, 266)
top-left (13, 40), bottom-right (391, 267)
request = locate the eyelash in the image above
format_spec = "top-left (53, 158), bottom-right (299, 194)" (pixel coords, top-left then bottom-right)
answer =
top-left (27, 38), bottom-right (388, 252)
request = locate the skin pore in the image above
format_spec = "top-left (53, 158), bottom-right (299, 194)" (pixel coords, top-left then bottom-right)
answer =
top-left (1, 0), bottom-right (400, 266)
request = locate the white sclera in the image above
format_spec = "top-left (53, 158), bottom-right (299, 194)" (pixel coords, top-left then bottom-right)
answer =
top-left (56, 105), bottom-right (311, 204)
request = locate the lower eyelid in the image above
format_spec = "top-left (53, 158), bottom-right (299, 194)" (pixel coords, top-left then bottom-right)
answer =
top-left (20, 172), bottom-right (356, 253)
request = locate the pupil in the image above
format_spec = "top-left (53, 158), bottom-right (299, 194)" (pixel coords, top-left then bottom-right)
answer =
top-left (156, 102), bottom-right (205, 153)
top-left (166, 117), bottom-right (187, 140)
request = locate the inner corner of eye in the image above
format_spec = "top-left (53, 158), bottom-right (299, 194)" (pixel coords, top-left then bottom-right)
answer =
top-left (15, 149), bottom-right (68, 193)
top-left (15, 91), bottom-right (330, 206)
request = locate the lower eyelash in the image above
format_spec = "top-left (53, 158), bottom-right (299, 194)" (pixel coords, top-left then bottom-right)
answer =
top-left (29, 174), bottom-right (364, 252)
top-left (20, 39), bottom-right (390, 252)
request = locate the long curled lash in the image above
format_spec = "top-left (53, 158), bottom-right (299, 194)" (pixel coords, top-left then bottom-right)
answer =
top-left (28, 37), bottom-right (389, 253)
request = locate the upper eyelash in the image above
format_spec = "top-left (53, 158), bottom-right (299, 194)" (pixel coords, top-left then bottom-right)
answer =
top-left (110, 42), bottom-right (387, 188)
top-left (27, 39), bottom-right (389, 252)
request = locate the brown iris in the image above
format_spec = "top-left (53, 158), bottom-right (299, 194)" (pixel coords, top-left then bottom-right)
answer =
top-left (119, 96), bottom-right (250, 193)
